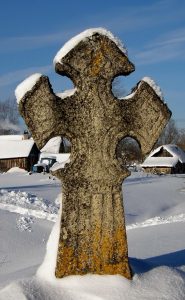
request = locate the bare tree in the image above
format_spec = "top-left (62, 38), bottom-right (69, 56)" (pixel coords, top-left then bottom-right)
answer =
top-left (0, 98), bottom-right (20, 134)
top-left (116, 137), bottom-right (143, 165)
top-left (156, 119), bottom-right (179, 146)
top-left (155, 119), bottom-right (185, 152)
top-left (177, 128), bottom-right (185, 151)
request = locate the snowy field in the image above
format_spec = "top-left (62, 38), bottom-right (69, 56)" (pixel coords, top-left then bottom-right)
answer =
top-left (0, 170), bottom-right (185, 299)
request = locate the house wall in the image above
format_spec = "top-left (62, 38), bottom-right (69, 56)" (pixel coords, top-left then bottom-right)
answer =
top-left (0, 156), bottom-right (39, 172)
top-left (27, 153), bottom-right (39, 171)
top-left (172, 162), bottom-right (185, 174)
top-left (0, 141), bottom-right (39, 172)
top-left (143, 162), bottom-right (185, 175)
top-left (143, 167), bottom-right (172, 175)
top-left (0, 157), bottom-right (28, 172)
top-left (29, 144), bottom-right (39, 169)
top-left (0, 145), bottom-right (39, 172)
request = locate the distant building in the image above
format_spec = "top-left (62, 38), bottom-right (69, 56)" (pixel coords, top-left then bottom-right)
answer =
top-left (0, 134), bottom-right (39, 172)
top-left (37, 136), bottom-right (70, 172)
top-left (141, 144), bottom-right (185, 174)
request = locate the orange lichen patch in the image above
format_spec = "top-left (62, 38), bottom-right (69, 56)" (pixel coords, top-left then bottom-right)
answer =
top-left (113, 227), bottom-right (128, 255)
top-left (101, 234), bottom-right (114, 261)
top-left (91, 227), bottom-right (102, 272)
top-left (101, 261), bottom-right (131, 278)
top-left (89, 220), bottom-right (131, 278)
top-left (77, 248), bottom-right (90, 272)
top-left (55, 243), bottom-right (77, 278)
top-left (100, 228), bottom-right (131, 278)
top-left (91, 51), bottom-right (103, 76)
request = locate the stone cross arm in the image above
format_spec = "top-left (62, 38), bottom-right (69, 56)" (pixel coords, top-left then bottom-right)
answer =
top-left (18, 75), bottom-right (69, 149)
top-left (18, 76), bottom-right (171, 173)
top-left (118, 79), bottom-right (171, 157)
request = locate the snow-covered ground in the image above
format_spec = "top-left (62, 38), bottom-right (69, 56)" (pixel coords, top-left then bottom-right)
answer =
top-left (0, 170), bottom-right (185, 299)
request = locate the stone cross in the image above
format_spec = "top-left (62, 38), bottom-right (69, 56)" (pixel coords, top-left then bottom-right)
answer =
top-left (18, 30), bottom-right (171, 279)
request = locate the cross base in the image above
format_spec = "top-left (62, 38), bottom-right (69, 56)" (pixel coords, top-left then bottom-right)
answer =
top-left (55, 184), bottom-right (132, 279)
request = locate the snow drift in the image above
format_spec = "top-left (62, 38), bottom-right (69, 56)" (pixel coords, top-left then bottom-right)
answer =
top-left (0, 172), bottom-right (185, 299)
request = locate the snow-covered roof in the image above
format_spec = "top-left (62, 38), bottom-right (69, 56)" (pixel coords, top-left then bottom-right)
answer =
top-left (41, 136), bottom-right (71, 154)
top-left (0, 140), bottom-right (35, 159)
top-left (0, 135), bottom-right (25, 141)
top-left (40, 137), bottom-right (62, 154)
top-left (53, 27), bottom-right (127, 66)
top-left (141, 157), bottom-right (179, 168)
top-left (141, 144), bottom-right (185, 168)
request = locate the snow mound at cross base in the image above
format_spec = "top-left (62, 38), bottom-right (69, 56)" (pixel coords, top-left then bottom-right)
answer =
top-left (1, 207), bottom-right (185, 300)
top-left (0, 266), bottom-right (185, 300)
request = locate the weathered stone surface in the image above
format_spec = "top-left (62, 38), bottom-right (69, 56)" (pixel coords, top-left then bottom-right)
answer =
top-left (18, 32), bottom-right (171, 279)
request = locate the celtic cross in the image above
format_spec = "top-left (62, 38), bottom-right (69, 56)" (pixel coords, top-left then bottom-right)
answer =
top-left (16, 29), bottom-right (171, 279)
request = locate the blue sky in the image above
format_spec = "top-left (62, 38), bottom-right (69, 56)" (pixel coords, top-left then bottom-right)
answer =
top-left (0, 0), bottom-right (185, 127)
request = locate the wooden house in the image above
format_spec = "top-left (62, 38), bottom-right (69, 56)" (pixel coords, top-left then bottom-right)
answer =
top-left (141, 144), bottom-right (185, 175)
top-left (0, 135), bottom-right (39, 172)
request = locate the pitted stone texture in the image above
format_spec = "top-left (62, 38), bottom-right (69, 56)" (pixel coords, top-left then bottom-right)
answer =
top-left (18, 32), bottom-right (171, 279)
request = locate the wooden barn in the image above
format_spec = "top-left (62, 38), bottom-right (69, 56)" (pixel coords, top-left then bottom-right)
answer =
top-left (0, 135), bottom-right (39, 172)
top-left (141, 144), bottom-right (185, 175)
